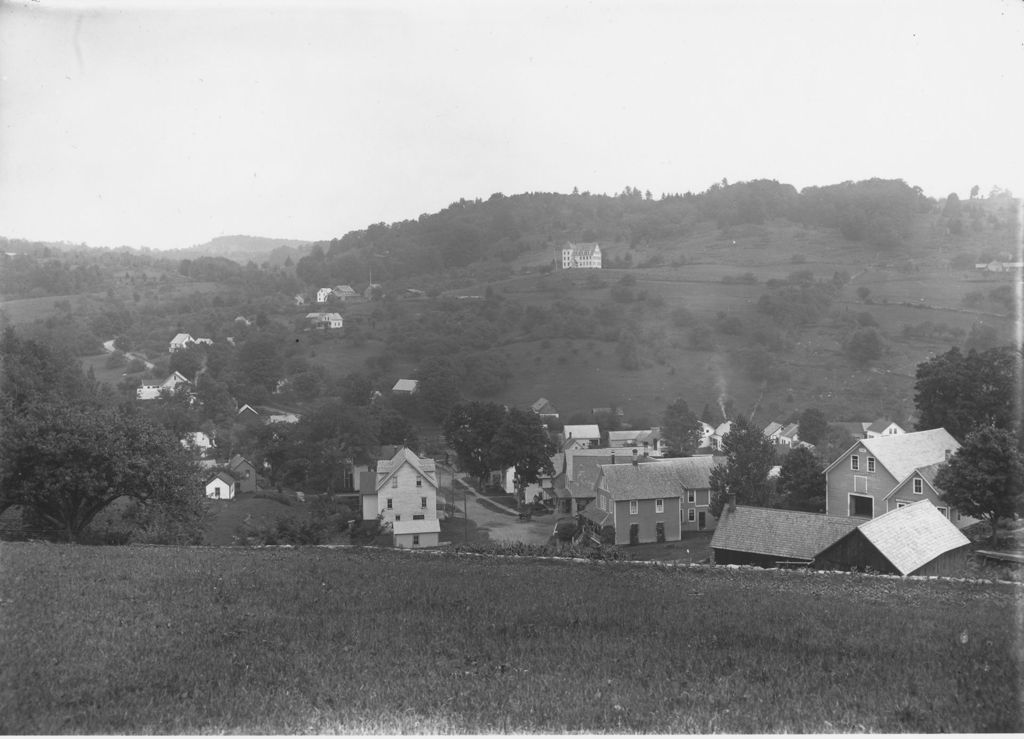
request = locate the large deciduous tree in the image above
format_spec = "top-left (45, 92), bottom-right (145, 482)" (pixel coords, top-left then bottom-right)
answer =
top-left (797, 408), bottom-right (828, 446)
top-left (776, 446), bottom-right (825, 512)
top-left (0, 404), bottom-right (203, 542)
top-left (935, 426), bottom-right (1024, 547)
top-left (443, 401), bottom-right (508, 487)
top-left (914, 346), bottom-right (1019, 442)
top-left (661, 398), bottom-right (701, 456)
top-left (489, 408), bottom-right (556, 496)
top-left (709, 415), bottom-right (776, 517)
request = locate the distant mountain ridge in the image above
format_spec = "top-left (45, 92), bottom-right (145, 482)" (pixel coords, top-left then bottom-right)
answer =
top-left (167, 235), bottom-right (314, 266)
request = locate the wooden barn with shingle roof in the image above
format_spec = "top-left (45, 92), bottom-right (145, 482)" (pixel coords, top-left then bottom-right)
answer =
top-left (711, 505), bottom-right (857, 567)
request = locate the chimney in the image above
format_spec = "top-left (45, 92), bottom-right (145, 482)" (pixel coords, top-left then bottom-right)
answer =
top-left (611, 450), bottom-right (616, 464)
top-left (727, 493), bottom-right (737, 513)
top-left (632, 448), bottom-right (639, 467)
top-left (945, 449), bottom-right (953, 461)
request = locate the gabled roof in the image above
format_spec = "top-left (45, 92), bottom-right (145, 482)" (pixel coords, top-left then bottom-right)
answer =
top-left (779, 423), bottom-right (799, 439)
top-left (608, 428), bottom-right (660, 445)
top-left (596, 456), bottom-right (723, 501)
top-left (563, 453), bottom-right (614, 498)
top-left (823, 428), bottom-right (959, 482)
top-left (763, 422), bottom-right (783, 437)
top-left (714, 421), bottom-right (733, 436)
top-left (161, 371), bottom-right (191, 387)
top-left (334, 284), bottom-right (357, 295)
top-left (854, 500), bottom-right (970, 575)
top-left (392, 379), bottom-right (419, 392)
top-left (711, 505), bottom-right (857, 561)
top-left (866, 417), bottom-right (899, 433)
top-left (883, 462), bottom-right (946, 501)
top-left (228, 454), bottom-right (253, 470)
top-left (393, 518), bottom-right (441, 535)
top-left (170, 332), bottom-right (193, 344)
top-left (237, 403), bottom-right (260, 416)
top-left (565, 241), bottom-right (600, 256)
top-left (375, 447), bottom-right (436, 491)
top-left (531, 397), bottom-right (558, 415)
top-left (207, 471), bottom-right (236, 487)
top-left (563, 424), bottom-right (600, 440)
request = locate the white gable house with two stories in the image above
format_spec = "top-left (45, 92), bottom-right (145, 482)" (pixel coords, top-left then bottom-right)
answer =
top-left (361, 447), bottom-right (441, 548)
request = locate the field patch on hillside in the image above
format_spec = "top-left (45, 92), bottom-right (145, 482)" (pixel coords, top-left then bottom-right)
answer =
top-left (1, 543), bottom-right (1018, 734)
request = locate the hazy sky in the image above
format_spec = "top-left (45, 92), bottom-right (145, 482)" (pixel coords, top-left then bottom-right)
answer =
top-left (1, 0), bottom-right (1022, 250)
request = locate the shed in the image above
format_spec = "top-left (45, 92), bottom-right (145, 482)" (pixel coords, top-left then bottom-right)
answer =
top-left (393, 518), bottom-right (441, 549)
top-left (816, 500), bottom-right (971, 576)
top-left (205, 472), bottom-right (237, 500)
top-left (711, 505), bottom-right (857, 567)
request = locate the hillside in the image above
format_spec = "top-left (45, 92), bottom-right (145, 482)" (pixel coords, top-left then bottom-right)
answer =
top-left (2, 180), bottom-right (1018, 453)
top-left (1, 543), bottom-right (1017, 733)
top-left (165, 234), bottom-right (313, 266)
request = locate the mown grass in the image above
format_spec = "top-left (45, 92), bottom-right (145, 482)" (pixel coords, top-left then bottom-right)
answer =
top-left (1, 543), bottom-right (1020, 734)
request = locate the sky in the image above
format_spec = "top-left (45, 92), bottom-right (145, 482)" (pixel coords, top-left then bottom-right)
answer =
top-left (1, 0), bottom-right (1022, 250)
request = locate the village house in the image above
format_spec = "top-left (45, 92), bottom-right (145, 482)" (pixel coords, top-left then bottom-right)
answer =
top-left (560, 242), bottom-right (602, 269)
top-left (551, 448), bottom-right (614, 514)
top-left (833, 418), bottom-right (908, 440)
top-left (316, 287), bottom-right (333, 303)
top-left (333, 284), bottom-right (358, 301)
top-left (361, 447), bottom-right (441, 548)
top-left (136, 371), bottom-right (192, 401)
top-left (205, 472), bottom-right (237, 500)
top-left (562, 424), bottom-right (601, 450)
top-left (823, 427), bottom-right (970, 525)
top-left (180, 431), bottom-right (215, 456)
top-left (583, 455), bottom-right (722, 545)
top-left (709, 421), bottom-right (733, 451)
top-left (392, 379), bottom-right (419, 394)
top-left (236, 403), bottom-right (262, 425)
top-left (696, 420), bottom-right (717, 451)
top-left (530, 397), bottom-right (560, 422)
top-left (762, 421), bottom-right (784, 443)
top-left (305, 312), bottom-right (344, 329)
top-left (607, 428), bottom-right (665, 458)
top-left (228, 454), bottom-right (258, 493)
top-left (168, 333), bottom-right (194, 353)
top-left (489, 452), bottom-right (563, 505)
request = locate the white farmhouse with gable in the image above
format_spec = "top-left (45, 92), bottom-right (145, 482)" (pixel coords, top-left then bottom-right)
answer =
top-left (361, 447), bottom-right (440, 548)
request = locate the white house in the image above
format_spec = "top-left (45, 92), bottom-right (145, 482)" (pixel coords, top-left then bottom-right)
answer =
top-left (316, 287), bottom-right (333, 303)
top-left (169, 333), bottom-right (194, 353)
top-left (306, 312), bottom-right (344, 329)
top-left (362, 447), bottom-right (441, 548)
top-left (205, 472), bottom-right (237, 500)
top-left (137, 371), bottom-right (193, 400)
top-left (607, 428), bottom-right (664, 457)
top-left (560, 242), bottom-right (602, 269)
top-left (710, 421), bottom-right (733, 451)
top-left (181, 431), bottom-right (215, 455)
top-left (864, 418), bottom-right (907, 438)
top-left (562, 424), bottom-right (601, 450)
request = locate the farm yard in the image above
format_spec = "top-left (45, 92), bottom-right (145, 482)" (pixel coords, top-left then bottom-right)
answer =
top-left (0, 543), bottom-right (1019, 734)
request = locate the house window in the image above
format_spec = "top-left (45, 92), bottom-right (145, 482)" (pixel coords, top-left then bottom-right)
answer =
top-left (391, 477), bottom-right (397, 488)
top-left (655, 499), bottom-right (664, 513)
top-left (629, 500), bottom-right (638, 515)
top-left (913, 478), bottom-right (923, 494)
top-left (412, 535), bottom-right (420, 546)
top-left (867, 457), bottom-right (876, 473)
top-left (935, 506), bottom-right (948, 518)
top-left (420, 496), bottom-right (427, 508)
top-left (687, 491), bottom-right (695, 504)
top-left (416, 476), bottom-right (422, 487)
top-left (896, 501), bottom-right (908, 509)
top-left (688, 508), bottom-right (696, 522)
top-left (413, 514), bottom-right (425, 520)
top-left (850, 455), bottom-right (860, 471)
top-left (395, 515), bottom-right (401, 521)
top-left (386, 498), bottom-right (393, 509)
top-left (850, 494), bottom-right (873, 517)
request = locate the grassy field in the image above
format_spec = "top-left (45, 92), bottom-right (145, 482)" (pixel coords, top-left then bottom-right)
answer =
top-left (1, 543), bottom-right (1019, 733)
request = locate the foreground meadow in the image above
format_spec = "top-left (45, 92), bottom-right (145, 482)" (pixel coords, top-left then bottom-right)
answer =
top-left (0, 543), bottom-right (1020, 733)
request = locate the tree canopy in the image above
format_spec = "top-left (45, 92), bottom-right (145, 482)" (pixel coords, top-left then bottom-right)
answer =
top-left (914, 346), bottom-right (1019, 442)
top-left (775, 446), bottom-right (825, 512)
top-left (0, 404), bottom-right (203, 542)
top-left (797, 408), bottom-right (829, 446)
top-left (709, 415), bottom-right (776, 517)
top-left (661, 398), bottom-right (701, 456)
top-left (935, 426), bottom-right (1024, 547)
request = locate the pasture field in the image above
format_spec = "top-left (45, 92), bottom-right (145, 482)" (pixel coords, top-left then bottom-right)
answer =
top-left (1, 543), bottom-right (1019, 734)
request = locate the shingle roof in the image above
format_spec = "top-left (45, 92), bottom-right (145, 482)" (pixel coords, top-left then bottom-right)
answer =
top-left (763, 422), bottom-right (783, 437)
top-left (711, 505), bottom-right (857, 560)
top-left (228, 454), bottom-right (252, 470)
top-left (564, 454), bottom-right (614, 498)
top-left (376, 447), bottom-right (436, 489)
top-left (566, 242), bottom-right (599, 257)
top-left (855, 500), bottom-right (970, 575)
top-left (207, 471), bottom-right (236, 487)
top-left (866, 417), bottom-right (900, 433)
top-left (779, 423), bottom-right (799, 439)
top-left (824, 428), bottom-right (959, 482)
top-left (531, 397), bottom-right (557, 414)
top-left (596, 456), bottom-right (722, 501)
top-left (170, 332), bottom-right (192, 344)
top-left (393, 519), bottom-right (441, 535)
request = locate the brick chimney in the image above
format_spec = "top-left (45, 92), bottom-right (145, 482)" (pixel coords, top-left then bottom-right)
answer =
top-left (611, 450), bottom-right (616, 464)
top-left (632, 448), bottom-right (639, 467)
top-left (727, 493), bottom-right (737, 512)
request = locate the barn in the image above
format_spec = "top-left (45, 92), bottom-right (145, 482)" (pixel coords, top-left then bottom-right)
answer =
top-left (815, 500), bottom-right (971, 576)
top-left (711, 504), bottom-right (857, 567)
